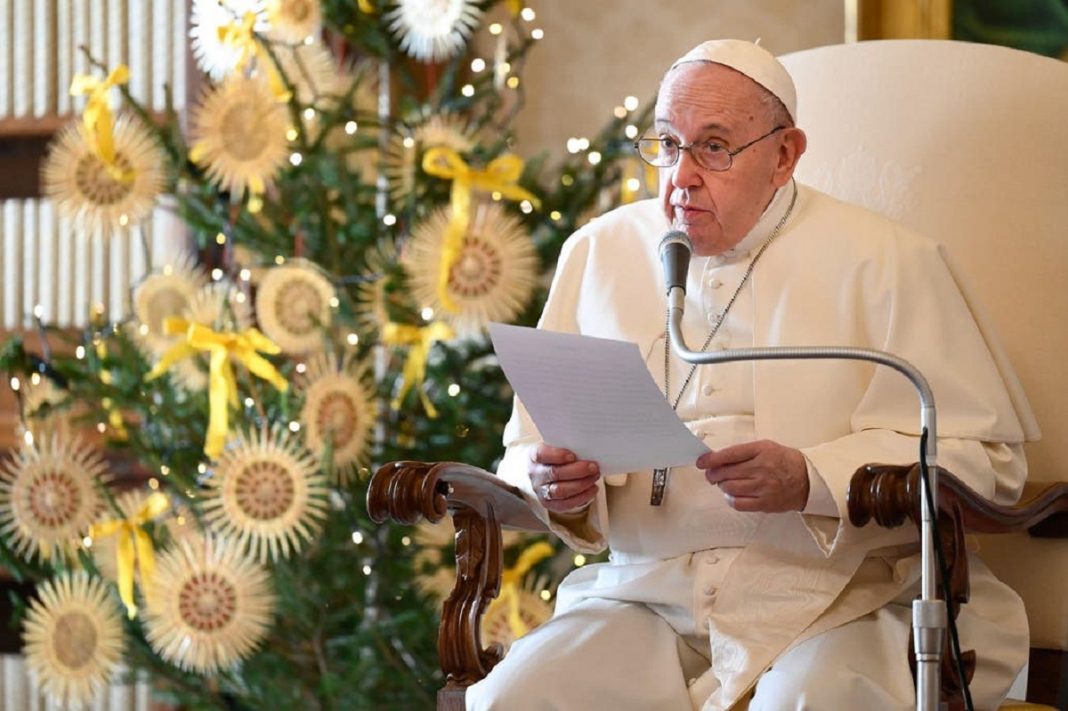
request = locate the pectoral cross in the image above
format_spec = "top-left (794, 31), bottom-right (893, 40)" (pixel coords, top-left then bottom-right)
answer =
top-left (650, 467), bottom-right (670, 506)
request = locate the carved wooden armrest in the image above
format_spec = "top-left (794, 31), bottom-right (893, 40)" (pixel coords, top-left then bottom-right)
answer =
top-left (848, 463), bottom-right (1068, 707)
top-left (367, 461), bottom-right (548, 708)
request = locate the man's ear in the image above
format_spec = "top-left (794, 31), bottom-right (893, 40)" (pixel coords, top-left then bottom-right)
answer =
top-left (773, 127), bottom-right (807, 187)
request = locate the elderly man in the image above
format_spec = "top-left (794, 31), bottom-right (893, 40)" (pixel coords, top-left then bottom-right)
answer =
top-left (468, 40), bottom-right (1033, 710)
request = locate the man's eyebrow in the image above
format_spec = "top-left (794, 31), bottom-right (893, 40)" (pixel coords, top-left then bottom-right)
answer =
top-left (653, 119), bottom-right (733, 134)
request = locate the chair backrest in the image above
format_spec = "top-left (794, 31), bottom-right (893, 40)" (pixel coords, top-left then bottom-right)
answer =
top-left (780, 39), bottom-right (1068, 484)
top-left (780, 41), bottom-right (1068, 672)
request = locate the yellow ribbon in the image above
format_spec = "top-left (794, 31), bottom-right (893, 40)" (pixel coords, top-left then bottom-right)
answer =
top-left (69, 64), bottom-right (133, 183)
top-left (486, 541), bottom-right (555, 639)
top-left (89, 492), bottom-right (170, 619)
top-left (421, 147), bottom-right (541, 313)
top-left (357, 0), bottom-right (375, 12)
top-left (216, 11), bottom-right (292, 102)
top-left (381, 321), bottom-right (454, 418)
top-left (146, 318), bottom-right (289, 458)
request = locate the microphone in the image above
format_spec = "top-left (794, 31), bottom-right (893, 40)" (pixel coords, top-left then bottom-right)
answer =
top-left (658, 230), bottom-right (693, 296)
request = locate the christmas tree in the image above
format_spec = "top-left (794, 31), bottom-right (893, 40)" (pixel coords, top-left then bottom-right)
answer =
top-left (0, 1), bottom-right (652, 708)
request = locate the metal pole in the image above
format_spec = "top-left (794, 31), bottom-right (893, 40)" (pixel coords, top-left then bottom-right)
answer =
top-left (667, 289), bottom-right (942, 711)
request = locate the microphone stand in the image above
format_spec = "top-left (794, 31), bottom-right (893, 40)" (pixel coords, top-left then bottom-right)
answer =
top-left (666, 285), bottom-right (944, 711)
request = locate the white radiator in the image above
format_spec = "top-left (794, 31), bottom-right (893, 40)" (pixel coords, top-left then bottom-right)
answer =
top-left (0, 198), bottom-right (192, 329)
top-left (1, 0), bottom-right (189, 119)
top-left (0, 654), bottom-right (152, 710)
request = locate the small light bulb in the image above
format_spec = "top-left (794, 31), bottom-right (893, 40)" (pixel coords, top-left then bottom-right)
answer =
top-left (402, 136), bottom-right (415, 149)
top-left (507, 76), bottom-right (520, 89)
top-left (30, 373), bottom-right (40, 385)
top-left (624, 96), bottom-right (640, 111)
top-left (244, 397), bottom-right (255, 407)
top-left (23, 431), bottom-right (34, 447)
top-left (531, 28), bottom-right (544, 40)
top-left (215, 232), bottom-right (227, 245)
top-left (352, 531), bottom-right (364, 544)
top-left (289, 421), bottom-right (301, 432)
top-left (588, 151), bottom-right (602, 165)
top-left (75, 345), bottom-right (86, 359)
top-left (286, 127), bottom-right (299, 141)
top-left (148, 478), bottom-right (159, 490)
top-left (9, 377), bottom-right (19, 391)
top-left (519, 200), bottom-right (533, 214)
top-left (489, 22), bottom-right (503, 35)
top-left (471, 58), bottom-right (486, 72)
top-left (290, 152), bottom-right (303, 166)
top-left (540, 589), bottom-right (551, 601)
top-left (239, 268), bottom-right (251, 281)
top-left (383, 213), bottom-right (397, 226)
top-left (118, 214), bottom-right (129, 227)
top-left (626, 178), bottom-right (641, 192)
top-left (96, 422), bottom-right (107, 433)
top-left (401, 536), bottom-right (411, 546)
top-left (82, 536), bottom-right (93, 548)
top-left (303, 107), bottom-right (316, 120)
top-left (211, 268), bottom-right (223, 281)
top-left (550, 210), bottom-right (562, 221)
top-left (613, 106), bottom-right (627, 119)
top-left (447, 383), bottom-right (461, 397)
top-left (275, 255), bottom-right (286, 265)
top-left (461, 84), bottom-right (475, 97)
top-left (295, 362), bottom-right (307, 374)
top-left (566, 137), bottom-right (581, 154)
top-left (574, 554), bottom-right (587, 567)
top-left (160, 465), bottom-right (171, 475)
top-left (197, 463), bottom-right (207, 474)
top-left (362, 564), bottom-right (372, 575)
top-left (625, 124), bottom-right (639, 139)
top-left (520, 7), bottom-right (535, 21)
top-left (32, 304), bottom-right (43, 319)
top-left (234, 291), bottom-right (246, 303)
top-left (421, 307), bottom-right (434, 321)
top-left (346, 333), bottom-right (359, 346)
top-left (345, 120), bottom-right (358, 135)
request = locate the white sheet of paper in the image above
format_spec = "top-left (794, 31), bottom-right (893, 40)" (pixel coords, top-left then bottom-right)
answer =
top-left (489, 323), bottom-right (710, 476)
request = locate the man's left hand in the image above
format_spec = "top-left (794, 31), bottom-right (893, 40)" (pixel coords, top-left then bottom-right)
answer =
top-left (697, 440), bottom-right (809, 513)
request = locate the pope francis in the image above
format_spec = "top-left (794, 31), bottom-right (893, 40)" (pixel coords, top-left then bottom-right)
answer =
top-left (466, 39), bottom-right (1036, 711)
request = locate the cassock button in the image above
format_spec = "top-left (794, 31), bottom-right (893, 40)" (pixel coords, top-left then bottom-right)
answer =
top-left (708, 277), bottom-right (723, 289)
top-left (703, 584), bottom-right (717, 597)
top-left (706, 554), bottom-right (720, 565)
top-left (702, 384), bottom-right (715, 397)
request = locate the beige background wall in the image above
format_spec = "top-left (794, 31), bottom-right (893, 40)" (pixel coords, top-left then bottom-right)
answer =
top-left (488, 0), bottom-right (846, 159)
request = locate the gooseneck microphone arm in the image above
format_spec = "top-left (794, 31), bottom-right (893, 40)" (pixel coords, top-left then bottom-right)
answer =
top-left (659, 232), bottom-right (943, 711)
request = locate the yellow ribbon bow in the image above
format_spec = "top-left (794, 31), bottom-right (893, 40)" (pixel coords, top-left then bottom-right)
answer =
top-left (216, 11), bottom-right (292, 102)
top-left (381, 321), bottom-right (455, 418)
top-left (486, 541), bottom-right (555, 639)
top-left (421, 147), bottom-right (541, 313)
top-left (89, 492), bottom-right (170, 619)
top-left (69, 64), bottom-right (133, 183)
top-left (146, 318), bottom-right (289, 458)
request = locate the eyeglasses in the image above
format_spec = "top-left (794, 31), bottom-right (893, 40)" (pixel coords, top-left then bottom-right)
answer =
top-left (634, 125), bottom-right (786, 172)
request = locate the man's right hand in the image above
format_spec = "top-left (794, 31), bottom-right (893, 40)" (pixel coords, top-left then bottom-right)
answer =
top-left (528, 443), bottom-right (601, 514)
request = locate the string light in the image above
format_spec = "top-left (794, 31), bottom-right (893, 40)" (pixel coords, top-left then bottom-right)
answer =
top-left (9, 377), bottom-right (19, 391)
top-left (550, 210), bottom-right (562, 221)
top-left (295, 362), bottom-right (307, 374)
top-left (531, 28), bottom-right (544, 40)
top-left (160, 465), bottom-right (171, 475)
top-left (148, 478), bottom-right (159, 490)
top-left (302, 107), bottom-right (316, 120)
top-left (119, 213), bottom-right (129, 226)
top-left (234, 291), bottom-right (247, 303)
top-left (215, 232), bottom-right (227, 245)
top-left (566, 137), bottom-right (581, 154)
top-left (491, 191), bottom-right (502, 201)
top-left (402, 136), bottom-right (415, 149)
top-left (197, 463), bottom-right (207, 474)
top-left (519, 200), bottom-right (533, 214)
top-left (587, 151), bottom-right (602, 165)
top-left (574, 554), bottom-right (587, 567)
top-left (401, 536), bottom-right (411, 546)
top-left (447, 383), bottom-right (460, 396)
top-left (96, 422), bottom-right (107, 433)
top-left (290, 152), bottom-right (303, 166)
top-left (613, 106), bottom-right (627, 119)
top-left (211, 268), bottom-right (223, 281)
top-left (288, 421), bottom-right (301, 432)
top-left (488, 22), bottom-right (502, 35)
top-left (239, 268), bottom-right (252, 281)
top-left (461, 84), bottom-right (475, 97)
top-left (625, 125), bottom-right (639, 139)
top-left (286, 127), bottom-right (299, 141)
top-left (345, 121), bottom-right (358, 135)
top-left (23, 431), bottom-right (33, 447)
top-left (383, 213), bottom-right (397, 226)
top-left (471, 58), bottom-right (486, 72)
top-left (540, 589), bottom-right (551, 601)
top-left (30, 373), bottom-right (40, 385)
top-left (421, 307), bottom-right (434, 321)
top-left (275, 255), bottom-right (286, 265)
top-left (561, 175), bottom-right (574, 187)
top-left (244, 397), bottom-right (255, 407)
top-left (82, 536), bottom-right (93, 548)
top-left (351, 531), bottom-right (364, 544)
top-left (520, 8), bottom-right (535, 21)
top-left (506, 76), bottom-right (519, 89)
top-left (32, 304), bottom-right (43, 319)
top-left (362, 564), bottom-right (372, 575)
top-left (624, 96), bottom-right (640, 111)
top-left (626, 178), bottom-right (641, 192)
top-left (75, 345), bottom-right (86, 359)
top-left (346, 333), bottom-right (359, 346)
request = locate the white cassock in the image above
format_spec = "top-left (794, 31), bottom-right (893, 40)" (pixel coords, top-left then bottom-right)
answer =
top-left (467, 182), bottom-right (1039, 711)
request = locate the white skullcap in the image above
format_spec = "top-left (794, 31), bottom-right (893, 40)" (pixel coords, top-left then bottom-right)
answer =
top-left (670, 39), bottom-right (797, 121)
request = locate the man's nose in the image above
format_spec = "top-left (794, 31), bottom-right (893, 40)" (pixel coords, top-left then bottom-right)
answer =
top-left (671, 148), bottom-right (704, 188)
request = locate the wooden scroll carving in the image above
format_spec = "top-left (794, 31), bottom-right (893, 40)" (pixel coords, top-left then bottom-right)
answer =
top-left (367, 460), bottom-right (547, 711)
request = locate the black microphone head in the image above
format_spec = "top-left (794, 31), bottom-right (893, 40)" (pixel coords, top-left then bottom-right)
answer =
top-left (659, 230), bottom-right (693, 295)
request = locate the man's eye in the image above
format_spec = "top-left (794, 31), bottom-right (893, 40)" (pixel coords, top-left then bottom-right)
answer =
top-left (659, 137), bottom-right (680, 150)
top-left (701, 141), bottom-right (727, 153)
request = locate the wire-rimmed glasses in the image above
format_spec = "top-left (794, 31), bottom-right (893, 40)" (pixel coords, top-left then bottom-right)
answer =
top-left (634, 125), bottom-right (786, 172)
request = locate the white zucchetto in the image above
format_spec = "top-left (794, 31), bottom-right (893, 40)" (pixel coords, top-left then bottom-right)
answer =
top-left (670, 39), bottom-right (797, 121)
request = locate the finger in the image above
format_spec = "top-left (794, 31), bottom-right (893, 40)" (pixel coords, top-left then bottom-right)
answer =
top-left (545, 486), bottom-right (598, 513)
top-left (697, 441), bottom-right (763, 469)
top-left (538, 476), bottom-right (599, 502)
top-left (717, 478), bottom-right (764, 498)
top-left (531, 461), bottom-right (600, 488)
top-left (531, 443), bottom-right (578, 466)
top-left (704, 464), bottom-right (755, 485)
top-left (724, 494), bottom-right (762, 513)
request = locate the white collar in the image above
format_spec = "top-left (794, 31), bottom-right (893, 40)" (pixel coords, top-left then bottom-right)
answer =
top-left (713, 180), bottom-right (796, 264)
